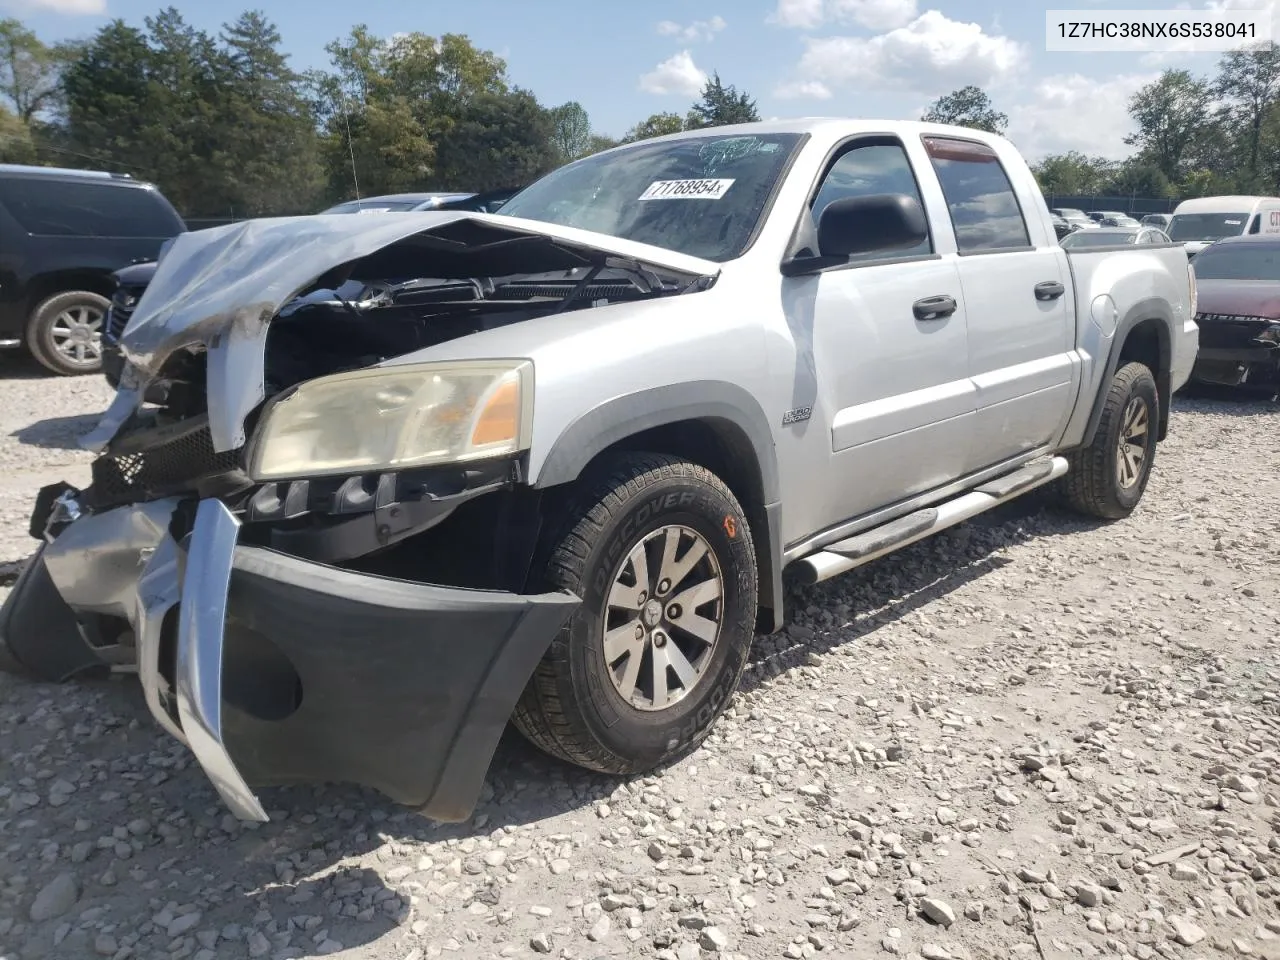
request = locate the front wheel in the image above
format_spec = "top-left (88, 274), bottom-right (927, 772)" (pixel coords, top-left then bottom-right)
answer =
top-left (1063, 361), bottom-right (1159, 520)
top-left (512, 453), bottom-right (758, 775)
top-left (26, 291), bottom-right (109, 376)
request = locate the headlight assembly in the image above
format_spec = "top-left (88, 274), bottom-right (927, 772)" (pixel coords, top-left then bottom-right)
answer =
top-left (249, 359), bottom-right (534, 480)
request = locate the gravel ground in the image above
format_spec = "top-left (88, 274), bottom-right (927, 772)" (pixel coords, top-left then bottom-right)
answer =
top-left (1, 363), bottom-right (1278, 960)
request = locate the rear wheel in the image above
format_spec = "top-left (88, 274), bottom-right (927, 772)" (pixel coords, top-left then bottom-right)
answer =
top-left (512, 453), bottom-right (758, 774)
top-left (1063, 361), bottom-right (1159, 519)
top-left (26, 291), bottom-right (108, 376)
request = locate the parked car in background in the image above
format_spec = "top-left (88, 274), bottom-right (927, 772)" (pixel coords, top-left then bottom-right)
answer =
top-left (1140, 214), bottom-right (1171, 230)
top-left (1100, 215), bottom-right (1142, 228)
top-left (1168, 195), bottom-right (1280, 258)
top-left (320, 192), bottom-right (474, 214)
top-left (1059, 226), bottom-right (1171, 248)
top-left (1049, 212), bottom-right (1075, 240)
top-left (2, 118), bottom-right (1197, 826)
top-left (1185, 235), bottom-right (1280, 389)
top-left (436, 186), bottom-right (524, 213)
top-left (1050, 207), bottom-right (1097, 230)
top-left (0, 164), bottom-right (186, 376)
top-left (1087, 210), bottom-right (1129, 223)
top-left (101, 259), bottom-right (159, 388)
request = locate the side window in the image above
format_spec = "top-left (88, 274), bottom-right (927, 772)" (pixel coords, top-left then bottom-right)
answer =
top-left (0, 179), bottom-right (183, 238)
top-left (811, 140), bottom-right (932, 260)
top-left (922, 137), bottom-right (1030, 253)
top-left (1248, 214), bottom-right (1261, 235)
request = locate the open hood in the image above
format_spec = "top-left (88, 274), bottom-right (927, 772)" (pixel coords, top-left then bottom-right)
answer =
top-left (82, 211), bottom-right (721, 455)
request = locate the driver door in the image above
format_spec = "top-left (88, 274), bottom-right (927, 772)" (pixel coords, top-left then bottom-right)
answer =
top-left (774, 135), bottom-right (974, 541)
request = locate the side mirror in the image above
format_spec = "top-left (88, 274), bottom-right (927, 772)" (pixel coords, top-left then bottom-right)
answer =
top-left (817, 193), bottom-right (928, 259)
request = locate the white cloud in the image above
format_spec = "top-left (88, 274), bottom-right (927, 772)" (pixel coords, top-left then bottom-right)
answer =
top-left (2, 0), bottom-right (105, 12)
top-left (770, 0), bottom-right (918, 30)
top-left (786, 11), bottom-right (1025, 95)
top-left (639, 50), bottom-right (709, 97)
top-left (775, 79), bottom-right (834, 99)
top-left (656, 16), bottom-right (727, 43)
top-left (1006, 72), bottom-right (1156, 161)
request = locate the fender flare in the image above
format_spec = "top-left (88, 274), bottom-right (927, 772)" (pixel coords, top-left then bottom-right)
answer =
top-left (1080, 297), bottom-right (1173, 448)
top-left (533, 380), bottom-right (786, 632)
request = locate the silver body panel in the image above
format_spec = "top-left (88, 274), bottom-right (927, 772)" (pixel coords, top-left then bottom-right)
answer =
top-left (29, 118), bottom-right (1196, 821)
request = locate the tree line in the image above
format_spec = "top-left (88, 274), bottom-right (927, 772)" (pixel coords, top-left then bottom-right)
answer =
top-left (921, 43), bottom-right (1280, 201)
top-left (0, 10), bottom-right (760, 218)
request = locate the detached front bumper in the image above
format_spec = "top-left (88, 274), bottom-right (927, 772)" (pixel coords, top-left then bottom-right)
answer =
top-left (1191, 319), bottom-right (1280, 386)
top-left (0, 492), bottom-right (578, 823)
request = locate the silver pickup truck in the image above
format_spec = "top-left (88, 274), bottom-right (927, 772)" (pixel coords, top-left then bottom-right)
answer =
top-left (0, 119), bottom-right (1198, 824)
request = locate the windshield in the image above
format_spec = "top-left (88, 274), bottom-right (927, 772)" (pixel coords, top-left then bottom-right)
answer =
top-left (1168, 212), bottom-right (1249, 242)
top-left (1190, 244), bottom-right (1280, 280)
top-left (1062, 231), bottom-right (1136, 248)
top-left (499, 133), bottom-right (804, 261)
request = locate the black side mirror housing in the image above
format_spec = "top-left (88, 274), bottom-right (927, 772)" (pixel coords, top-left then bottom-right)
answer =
top-left (817, 193), bottom-right (929, 259)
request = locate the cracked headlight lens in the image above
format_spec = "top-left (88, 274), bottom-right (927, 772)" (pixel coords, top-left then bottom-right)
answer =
top-left (250, 359), bottom-right (533, 480)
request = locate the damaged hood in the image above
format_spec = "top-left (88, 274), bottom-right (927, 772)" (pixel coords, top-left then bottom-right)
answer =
top-left (82, 211), bottom-right (721, 456)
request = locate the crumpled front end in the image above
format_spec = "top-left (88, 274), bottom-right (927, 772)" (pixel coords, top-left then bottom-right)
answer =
top-left (2, 485), bottom-right (577, 822)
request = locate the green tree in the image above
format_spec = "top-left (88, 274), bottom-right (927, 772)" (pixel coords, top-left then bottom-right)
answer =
top-left (1104, 160), bottom-right (1175, 198)
top-left (433, 88), bottom-right (558, 190)
top-left (0, 18), bottom-right (73, 124)
top-left (1032, 151), bottom-right (1116, 195)
top-left (314, 27), bottom-right (509, 199)
top-left (921, 85), bottom-right (1008, 134)
top-left (685, 72), bottom-right (758, 129)
top-left (549, 100), bottom-right (591, 163)
top-left (1124, 69), bottom-right (1214, 182)
top-left (1214, 42), bottom-right (1280, 185)
top-left (622, 112), bottom-right (685, 143)
top-left (585, 133), bottom-right (620, 155)
top-left (0, 104), bottom-right (34, 162)
top-left (217, 11), bottom-right (323, 215)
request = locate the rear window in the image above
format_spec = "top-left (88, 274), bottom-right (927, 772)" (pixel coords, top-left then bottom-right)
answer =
top-left (1190, 243), bottom-right (1280, 280)
top-left (922, 137), bottom-right (1030, 253)
top-left (0, 178), bottom-right (183, 238)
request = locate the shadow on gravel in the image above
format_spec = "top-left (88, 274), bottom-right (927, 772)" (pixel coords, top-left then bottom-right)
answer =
top-left (1175, 384), bottom-right (1280, 414)
top-left (11, 413), bottom-right (100, 450)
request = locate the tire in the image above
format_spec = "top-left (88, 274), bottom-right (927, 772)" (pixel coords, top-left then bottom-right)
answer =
top-left (1063, 361), bottom-right (1159, 520)
top-left (512, 453), bottom-right (758, 775)
top-left (26, 291), bottom-right (109, 376)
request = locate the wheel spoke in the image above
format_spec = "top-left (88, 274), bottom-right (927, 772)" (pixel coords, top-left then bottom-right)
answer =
top-left (651, 645), bottom-right (669, 708)
top-left (664, 643), bottom-right (699, 689)
top-left (675, 612), bottom-right (719, 646)
top-left (668, 575), bottom-right (720, 613)
top-left (603, 622), bottom-right (641, 664)
top-left (615, 645), bottom-right (644, 702)
top-left (610, 541), bottom-right (651, 610)
top-left (658, 529), bottom-right (707, 593)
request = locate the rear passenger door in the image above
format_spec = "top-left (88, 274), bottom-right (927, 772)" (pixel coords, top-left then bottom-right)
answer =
top-left (921, 136), bottom-right (1075, 471)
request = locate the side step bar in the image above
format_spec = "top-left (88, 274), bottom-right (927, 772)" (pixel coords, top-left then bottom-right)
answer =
top-left (793, 456), bottom-right (1069, 586)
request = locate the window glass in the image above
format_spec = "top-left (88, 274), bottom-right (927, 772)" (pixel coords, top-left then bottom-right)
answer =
top-left (809, 141), bottom-right (932, 260)
top-left (922, 137), bottom-right (1030, 253)
top-left (0, 179), bottom-right (183, 238)
top-left (1248, 214), bottom-right (1261, 235)
top-left (499, 133), bottom-right (803, 262)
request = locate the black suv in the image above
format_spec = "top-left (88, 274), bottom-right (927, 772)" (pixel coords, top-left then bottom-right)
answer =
top-left (0, 164), bottom-right (185, 376)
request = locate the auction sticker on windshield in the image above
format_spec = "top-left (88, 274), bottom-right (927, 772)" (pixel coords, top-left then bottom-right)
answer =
top-left (639, 179), bottom-right (735, 200)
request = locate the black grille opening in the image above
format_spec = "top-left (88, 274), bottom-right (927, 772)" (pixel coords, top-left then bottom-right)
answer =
top-left (89, 419), bottom-right (243, 510)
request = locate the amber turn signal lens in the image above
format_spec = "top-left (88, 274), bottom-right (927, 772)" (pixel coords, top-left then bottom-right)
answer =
top-left (471, 378), bottom-right (519, 446)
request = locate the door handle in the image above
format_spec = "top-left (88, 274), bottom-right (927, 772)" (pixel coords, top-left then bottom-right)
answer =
top-left (913, 295), bottom-right (957, 321)
top-left (1034, 281), bottom-right (1065, 301)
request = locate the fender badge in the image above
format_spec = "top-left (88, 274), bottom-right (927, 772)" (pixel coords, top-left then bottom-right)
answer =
top-left (782, 406), bottom-right (812, 426)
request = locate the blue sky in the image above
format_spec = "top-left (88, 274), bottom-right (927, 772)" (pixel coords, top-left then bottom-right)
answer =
top-left (6, 0), bottom-right (1268, 159)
